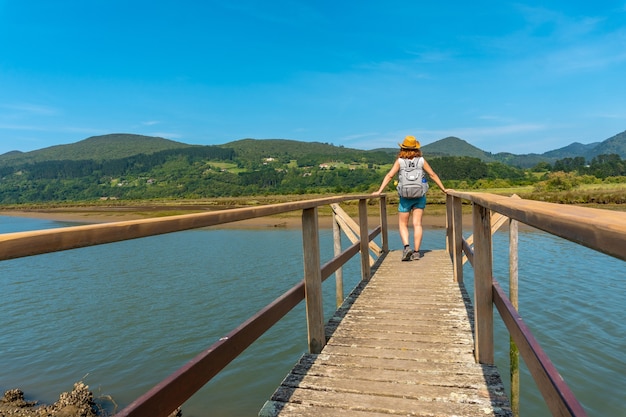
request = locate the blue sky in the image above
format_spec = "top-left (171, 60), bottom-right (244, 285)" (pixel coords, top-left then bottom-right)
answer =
top-left (1, 1), bottom-right (625, 156)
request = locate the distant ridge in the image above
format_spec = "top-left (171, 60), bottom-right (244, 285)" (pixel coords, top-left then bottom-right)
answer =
top-left (0, 133), bottom-right (193, 165)
top-left (422, 137), bottom-right (495, 162)
top-left (1, 130), bottom-right (625, 169)
top-left (219, 138), bottom-right (390, 162)
top-left (543, 142), bottom-right (601, 159)
top-left (590, 130), bottom-right (626, 158)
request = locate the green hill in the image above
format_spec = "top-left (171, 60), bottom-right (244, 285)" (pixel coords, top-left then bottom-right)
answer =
top-left (590, 130), bottom-right (626, 158)
top-left (0, 133), bottom-right (193, 166)
top-left (0, 130), bottom-right (624, 204)
top-left (542, 142), bottom-right (601, 159)
top-left (3, 130), bottom-right (625, 169)
top-left (422, 137), bottom-right (495, 162)
top-left (220, 138), bottom-right (392, 165)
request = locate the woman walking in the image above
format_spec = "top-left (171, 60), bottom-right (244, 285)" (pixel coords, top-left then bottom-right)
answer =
top-left (373, 135), bottom-right (448, 261)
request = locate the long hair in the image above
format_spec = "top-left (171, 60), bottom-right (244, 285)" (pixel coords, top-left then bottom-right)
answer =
top-left (398, 148), bottom-right (422, 159)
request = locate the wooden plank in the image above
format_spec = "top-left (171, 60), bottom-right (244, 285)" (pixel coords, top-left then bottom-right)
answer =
top-left (262, 250), bottom-right (512, 416)
top-left (332, 212), bottom-right (375, 266)
top-left (331, 203), bottom-right (382, 256)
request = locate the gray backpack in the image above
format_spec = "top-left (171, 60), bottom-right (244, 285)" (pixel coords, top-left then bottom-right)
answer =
top-left (397, 157), bottom-right (429, 198)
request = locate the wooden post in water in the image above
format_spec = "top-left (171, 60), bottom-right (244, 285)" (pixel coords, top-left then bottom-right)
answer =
top-left (473, 203), bottom-right (494, 364)
top-left (509, 218), bottom-right (520, 416)
top-left (358, 199), bottom-right (371, 281)
top-left (301, 207), bottom-right (325, 354)
top-left (380, 195), bottom-right (389, 253)
top-left (332, 211), bottom-right (344, 308)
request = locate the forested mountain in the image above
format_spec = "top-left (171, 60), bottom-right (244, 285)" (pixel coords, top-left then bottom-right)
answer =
top-left (220, 138), bottom-right (392, 166)
top-left (3, 130), bottom-right (626, 167)
top-left (414, 130), bottom-right (626, 168)
top-left (590, 130), bottom-right (626, 158)
top-left (0, 134), bottom-right (193, 166)
top-left (543, 142), bottom-right (601, 159)
top-left (421, 137), bottom-right (495, 161)
top-left (0, 131), bottom-right (624, 204)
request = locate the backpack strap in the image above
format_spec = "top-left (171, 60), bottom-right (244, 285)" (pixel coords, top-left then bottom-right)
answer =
top-left (399, 157), bottom-right (419, 168)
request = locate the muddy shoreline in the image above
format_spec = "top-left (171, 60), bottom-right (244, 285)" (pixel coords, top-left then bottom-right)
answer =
top-left (0, 206), bottom-right (461, 229)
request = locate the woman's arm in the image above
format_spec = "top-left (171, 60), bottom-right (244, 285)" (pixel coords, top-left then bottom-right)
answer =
top-left (373, 159), bottom-right (400, 194)
top-left (423, 159), bottom-right (448, 193)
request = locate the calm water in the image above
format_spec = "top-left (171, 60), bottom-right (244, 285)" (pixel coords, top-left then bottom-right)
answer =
top-left (0, 216), bottom-right (624, 416)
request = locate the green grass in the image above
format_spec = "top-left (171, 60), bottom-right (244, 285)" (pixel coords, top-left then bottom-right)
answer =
top-left (208, 161), bottom-right (244, 173)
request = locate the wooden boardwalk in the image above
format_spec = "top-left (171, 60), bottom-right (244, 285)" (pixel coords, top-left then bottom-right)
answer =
top-left (260, 249), bottom-right (512, 417)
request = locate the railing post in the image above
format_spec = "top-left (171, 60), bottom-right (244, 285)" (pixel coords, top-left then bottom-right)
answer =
top-left (301, 207), bottom-right (325, 354)
top-left (509, 218), bottom-right (520, 417)
top-left (448, 195), bottom-right (464, 283)
top-left (332, 210), bottom-right (344, 308)
top-left (358, 199), bottom-right (371, 281)
top-left (446, 194), bottom-right (453, 255)
top-left (380, 195), bottom-right (389, 253)
top-left (473, 203), bottom-right (494, 364)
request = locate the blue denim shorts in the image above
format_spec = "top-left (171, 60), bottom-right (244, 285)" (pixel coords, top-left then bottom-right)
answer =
top-left (398, 195), bottom-right (426, 212)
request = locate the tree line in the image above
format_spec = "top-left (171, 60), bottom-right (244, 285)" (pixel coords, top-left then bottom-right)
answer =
top-left (0, 149), bottom-right (624, 204)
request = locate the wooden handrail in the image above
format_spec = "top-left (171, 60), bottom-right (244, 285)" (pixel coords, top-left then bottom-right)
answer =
top-left (493, 282), bottom-right (587, 417)
top-left (0, 194), bottom-right (384, 417)
top-left (0, 195), bottom-right (374, 262)
top-left (113, 195), bottom-right (384, 416)
top-left (448, 190), bottom-right (626, 261)
top-left (444, 192), bottom-right (623, 417)
top-left (116, 221), bottom-right (378, 417)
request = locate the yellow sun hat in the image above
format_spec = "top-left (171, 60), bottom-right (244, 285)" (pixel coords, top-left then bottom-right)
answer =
top-left (399, 135), bottom-right (421, 150)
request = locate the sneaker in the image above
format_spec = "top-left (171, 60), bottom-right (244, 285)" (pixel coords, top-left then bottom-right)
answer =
top-left (402, 247), bottom-right (413, 261)
top-left (411, 251), bottom-right (421, 260)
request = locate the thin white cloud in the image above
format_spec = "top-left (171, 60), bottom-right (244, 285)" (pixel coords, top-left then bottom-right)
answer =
top-left (0, 122), bottom-right (103, 135)
top-left (523, 6), bottom-right (626, 72)
top-left (404, 49), bottom-right (455, 64)
top-left (0, 123), bottom-right (50, 131)
top-left (340, 132), bottom-right (381, 142)
top-left (0, 103), bottom-right (59, 115)
top-left (588, 111), bottom-right (626, 120)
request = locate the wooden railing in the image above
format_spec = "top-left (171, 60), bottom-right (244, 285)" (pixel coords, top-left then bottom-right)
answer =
top-left (445, 191), bottom-right (626, 417)
top-left (0, 194), bottom-right (387, 417)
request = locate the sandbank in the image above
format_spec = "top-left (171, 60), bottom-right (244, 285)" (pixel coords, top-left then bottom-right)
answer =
top-left (0, 206), bottom-right (459, 229)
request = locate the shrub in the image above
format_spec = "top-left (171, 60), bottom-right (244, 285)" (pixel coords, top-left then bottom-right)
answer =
top-left (534, 171), bottom-right (580, 192)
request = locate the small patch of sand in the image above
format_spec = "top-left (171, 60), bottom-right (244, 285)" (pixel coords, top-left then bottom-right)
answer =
top-left (0, 207), bottom-right (465, 229)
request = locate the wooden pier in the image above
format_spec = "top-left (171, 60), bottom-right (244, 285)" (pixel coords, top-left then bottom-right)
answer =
top-left (260, 249), bottom-right (512, 416)
top-left (4, 193), bottom-right (604, 416)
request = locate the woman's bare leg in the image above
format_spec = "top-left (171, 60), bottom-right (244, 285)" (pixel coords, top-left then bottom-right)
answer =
top-left (398, 211), bottom-right (410, 246)
top-left (412, 208), bottom-right (424, 252)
